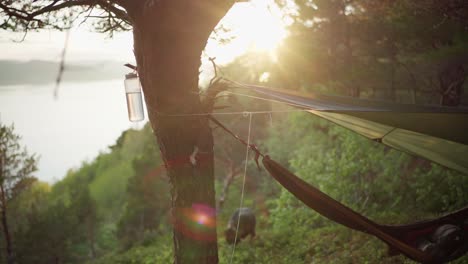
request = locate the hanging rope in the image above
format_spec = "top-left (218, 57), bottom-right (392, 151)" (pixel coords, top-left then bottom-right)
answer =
top-left (156, 108), bottom-right (310, 117)
top-left (54, 28), bottom-right (71, 99)
top-left (228, 112), bottom-right (253, 264)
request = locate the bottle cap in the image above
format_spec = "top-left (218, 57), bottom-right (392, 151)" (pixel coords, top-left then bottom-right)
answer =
top-left (125, 72), bottom-right (138, 79)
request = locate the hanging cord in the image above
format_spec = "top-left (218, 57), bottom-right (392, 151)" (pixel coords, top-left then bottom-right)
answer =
top-left (54, 28), bottom-right (71, 99)
top-left (228, 112), bottom-right (253, 264)
top-left (209, 116), bottom-right (264, 168)
top-left (223, 89), bottom-right (309, 109)
top-left (154, 108), bottom-right (310, 117)
top-left (153, 84), bottom-right (313, 117)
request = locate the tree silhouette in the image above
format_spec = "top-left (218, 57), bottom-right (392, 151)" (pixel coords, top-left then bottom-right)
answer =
top-left (0, 123), bottom-right (38, 264)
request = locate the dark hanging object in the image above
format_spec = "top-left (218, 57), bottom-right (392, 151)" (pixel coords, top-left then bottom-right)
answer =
top-left (261, 155), bottom-right (468, 263)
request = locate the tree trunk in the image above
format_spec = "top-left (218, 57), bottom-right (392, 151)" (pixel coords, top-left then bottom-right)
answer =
top-left (439, 64), bottom-right (465, 106)
top-left (0, 185), bottom-right (13, 264)
top-left (0, 155), bottom-right (13, 264)
top-left (217, 160), bottom-right (242, 209)
top-left (128, 2), bottom-right (232, 263)
top-left (87, 217), bottom-right (96, 259)
top-left (344, 14), bottom-right (359, 98)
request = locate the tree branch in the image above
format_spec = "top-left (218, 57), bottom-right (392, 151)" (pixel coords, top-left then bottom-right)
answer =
top-left (0, 0), bottom-right (132, 31)
top-left (0, 0), bottom-right (96, 22)
top-left (97, 0), bottom-right (131, 25)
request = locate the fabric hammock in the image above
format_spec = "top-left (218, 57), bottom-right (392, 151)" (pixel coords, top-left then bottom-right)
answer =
top-left (246, 85), bottom-right (468, 175)
top-left (262, 155), bottom-right (468, 263)
top-left (209, 83), bottom-right (468, 263)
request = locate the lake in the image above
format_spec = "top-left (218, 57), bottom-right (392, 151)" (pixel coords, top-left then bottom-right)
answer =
top-left (0, 79), bottom-right (147, 183)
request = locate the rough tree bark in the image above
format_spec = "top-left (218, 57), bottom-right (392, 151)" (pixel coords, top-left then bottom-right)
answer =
top-left (127, 2), bottom-right (233, 263)
top-left (0, 156), bottom-right (13, 264)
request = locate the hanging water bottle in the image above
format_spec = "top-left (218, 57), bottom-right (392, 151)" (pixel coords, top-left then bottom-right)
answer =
top-left (124, 72), bottom-right (144, 122)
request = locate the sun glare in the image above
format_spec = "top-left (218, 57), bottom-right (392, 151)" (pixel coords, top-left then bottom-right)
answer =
top-left (230, 0), bottom-right (288, 52)
top-left (205, 0), bottom-right (289, 64)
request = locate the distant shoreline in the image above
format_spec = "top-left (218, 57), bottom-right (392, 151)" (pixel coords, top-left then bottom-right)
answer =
top-left (0, 59), bottom-right (127, 86)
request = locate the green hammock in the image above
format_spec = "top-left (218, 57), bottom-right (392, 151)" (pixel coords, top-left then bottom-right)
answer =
top-left (210, 84), bottom-right (468, 263)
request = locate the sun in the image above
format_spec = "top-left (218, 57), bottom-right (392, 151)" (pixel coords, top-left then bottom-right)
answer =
top-left (230, 0), bottom-right (288, 52)
top-left (205, 0), bottom-right (289, 63)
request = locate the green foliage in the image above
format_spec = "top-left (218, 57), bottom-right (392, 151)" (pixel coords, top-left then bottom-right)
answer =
top-left (7, 122), bottom-right (174, 262)
top-left (15, 200), bottom-right (79, 263)
top-left (117, 125), bottom-right (171, 249)
top-left (0, 123), bottom-right (39, 263)
top-left (277, 0), bottom-right (468, 103)
top-left (0, 123), bottom-right (38, 200)
top-left (89, 234), bottom-right (173, 264)
top-left (12, 177), bottom-right (98, 263)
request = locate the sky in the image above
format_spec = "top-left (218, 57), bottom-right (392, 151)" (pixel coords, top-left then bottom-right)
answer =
top-left (0, 0), bottom-right (290, 183)
top-left (0, 0), bottom-right (288, 65)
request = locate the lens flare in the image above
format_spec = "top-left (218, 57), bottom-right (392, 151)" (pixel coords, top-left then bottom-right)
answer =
top-left (196, 214), bottom-right (208, 225)
top-left (171, 204), bottom-right (218, 242)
